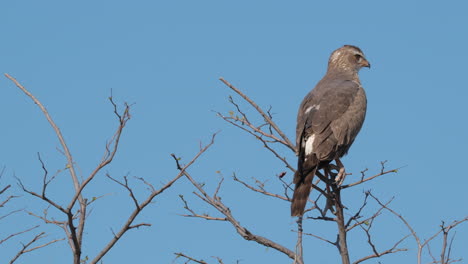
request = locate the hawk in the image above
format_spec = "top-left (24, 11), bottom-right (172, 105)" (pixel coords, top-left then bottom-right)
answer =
top-left (291, 45), bottom-right (370, 216)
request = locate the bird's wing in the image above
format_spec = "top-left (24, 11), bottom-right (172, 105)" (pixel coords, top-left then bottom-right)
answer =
top-left (296, 79), bottom-right (361, 162)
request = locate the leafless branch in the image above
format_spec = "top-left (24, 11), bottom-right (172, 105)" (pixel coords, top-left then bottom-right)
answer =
top-left (0, 184), bottom-right (19, 210)
top-left (345, 191), bottom-right (371, 230)
top-left (341, 164), bottom-right (401, 189)
top-left (346, 193), bottom-right (393, 231)
top-left (178, 194), bottom-right (227, 221)
top-left (216, 110), bottom-right (296, 172)
top-left (302, 231), bottom-right (335, 245)
top-left (232, 173), bottom-right (289, 201)
top-left (439, 220), bottom-right (467, 264)
top-left (106, 174), bottom-right (140, 209)
top-left (218, 77), bottom-right (295, 152)
top-left (0, 184), bottom-right (11, 196)
top-left (211, 256), bottom-right (225, 264)
top-left (216, 78), bottom-right (411, 263)
top-left (67, 97), bottom-right (131, 212)
top-left (174, 252), bottom-right (208, 264)
top-left (294, 217), bottom-right (304, 264)
top-left (0, 225), bottom-right (39, 245)
top-left (90, 133), bottom-right (217, 264)
top-left (5, 73), bottom-right (84, 203)
top-left (352, 234), bottom-right (409, 264)
top-left (0, 208), bottom-right (22, 221)
top-left (172, 155), bottom-right (299, 263)
top-left (135, 176), bottom-right (156, 193)
top-left (15, 177), bottom-right (67, 214)
top-left (9, 232), bottom-right (64, 264)
top-left (369, 192), bottom-right (468, 264)
top-left (5, 74), bottom-right (86, 263)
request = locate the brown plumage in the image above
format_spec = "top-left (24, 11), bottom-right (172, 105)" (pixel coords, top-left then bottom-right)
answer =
top-left (291, 45), bottom-right (370, 216)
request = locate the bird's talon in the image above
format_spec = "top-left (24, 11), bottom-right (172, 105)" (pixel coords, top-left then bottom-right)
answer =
top-left (335, 167), bottom-right (346, 186)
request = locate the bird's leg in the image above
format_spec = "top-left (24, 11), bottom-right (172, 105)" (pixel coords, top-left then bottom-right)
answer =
top-left (334, 158), bottom-right (346, 186)
top-left (315, 169), bottom-right (333, 185)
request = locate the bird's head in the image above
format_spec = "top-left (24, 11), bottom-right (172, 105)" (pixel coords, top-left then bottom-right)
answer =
top-left (328, 45), bottom-right (370, 74)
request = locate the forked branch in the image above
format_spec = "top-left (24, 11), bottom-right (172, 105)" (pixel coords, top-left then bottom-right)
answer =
top-left (172, 153), bottom-right (299, 263)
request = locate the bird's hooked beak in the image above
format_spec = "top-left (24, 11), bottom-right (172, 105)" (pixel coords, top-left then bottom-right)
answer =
top-left (360, 58), bottom-right (371, 68)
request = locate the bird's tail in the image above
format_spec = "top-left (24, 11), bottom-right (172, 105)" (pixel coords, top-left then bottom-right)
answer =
top-left (291, 167), bottom-right (316, 216)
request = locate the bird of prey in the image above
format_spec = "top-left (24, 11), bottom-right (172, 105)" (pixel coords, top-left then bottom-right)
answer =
top-left (291, 45), bottom-right (370, 216)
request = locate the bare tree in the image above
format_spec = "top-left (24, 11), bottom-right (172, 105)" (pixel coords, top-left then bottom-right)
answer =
top-left (4, 74), bottom-right (214, 264)
top-left (173, 78), bottom-right (468, 264)
top-left (2, 74), bottom-right (466, 263)
top-left (369, 193), bottom-right (468, 264)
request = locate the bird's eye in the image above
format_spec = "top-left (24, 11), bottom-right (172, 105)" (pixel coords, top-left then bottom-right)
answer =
top-left (354, 54), bottom-right (362, 61)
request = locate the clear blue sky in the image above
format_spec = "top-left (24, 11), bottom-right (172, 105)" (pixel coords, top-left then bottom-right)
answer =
top-left (1, 1), bottom-right (467, 263)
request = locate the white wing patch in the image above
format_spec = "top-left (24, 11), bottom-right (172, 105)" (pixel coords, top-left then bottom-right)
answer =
top-left (305, 134), bottom-right (315, 155)
top-left (304, 104), bottom-right (320, 115)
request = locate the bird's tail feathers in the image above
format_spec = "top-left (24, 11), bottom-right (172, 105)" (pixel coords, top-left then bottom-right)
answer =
top-left (291, 167), bottom-right (317, 216)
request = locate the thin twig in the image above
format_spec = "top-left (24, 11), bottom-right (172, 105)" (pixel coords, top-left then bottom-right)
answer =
top-left (352, 235), bottom-right (409, 264)
top-left (179, 195), bottom-right (227, 221)
top-left (9, 232), bottom-right (64, 264)
top-left (0, 226), bottom-right (39, 245)
top-left (232, 174), bottom-right (289, 201)
top-left (172, 155), bottom-right (297, 261)
top-left (219, 77), bottom-right (295, 152)
top-left (90, 133), bottom-right (217, 264)
top-left (341, 167), bottom-right (402, 189)
top-left (174, 252), bottom-right (208, 264)
top-left (5, 74), bottom-right (85, 262)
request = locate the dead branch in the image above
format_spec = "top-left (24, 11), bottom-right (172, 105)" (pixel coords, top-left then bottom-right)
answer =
top-left (219, 77), bottom-right (418, 264)
top-left (6, 74), bottom-right (189, 264)
top-left (216, 110), bottom-right (296, 172)
top-left (179, 194), bottom-right (227, 221)
top-left (9, 232), bottom-right (64, 264)
top-left (352, 234), bottom-right (409, 264)
top-left (341, 163), bottom-right (401, 189)
top-left (6, 74), bottom-right (86, 263)
top-left (106, 174), bottom-right (140, 209)
top-left (211, 256), bottom-right (225, 264)
top-left (0, 184), bottom-right (11, 196)
top-left (0, 225), bottom-right (39, 245)
top-left (369, 192), bottom-right (468, 264)
top-left (0, 184), bottom-right (21, 220)
top-left (90, 133), bottom-right (217, 264)
top-left (67, 97), bottom-right (131, 212)
top-left (174, 252), bottom-right (208, 264)
top-left (219, 78), bottom-right (295, 152)
top-left (0, 208), bottom-right (22, 221)
top-left (302, 231), bottom-right (335, 245)
top-left (346, 193), bottom-right (393, 231)
top-left (172, 154), bottom-right (299, 263)
top-left (15, 177), bottom-right (68, 215)
top-left (295, 216), bottom-right (304, 264)
top-left (232, 174), bottom-right (289, 201)
top-left (5, 73), bottom-right (81, 195)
